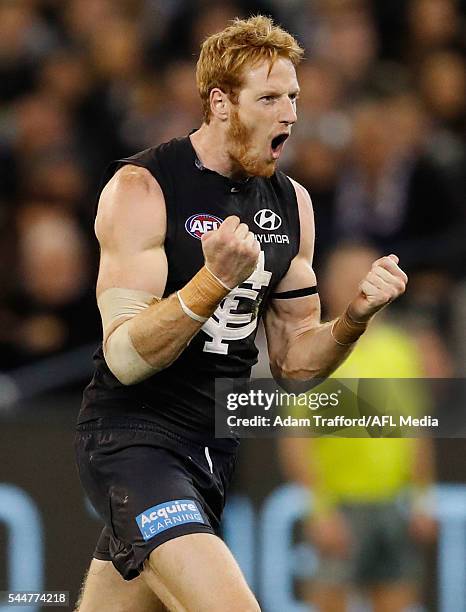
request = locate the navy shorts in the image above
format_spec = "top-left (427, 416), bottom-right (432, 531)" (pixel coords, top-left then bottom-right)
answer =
top-left (313, 502), bottom-right (423, 586)
top-left (75, 418), bottom-right (237, 580)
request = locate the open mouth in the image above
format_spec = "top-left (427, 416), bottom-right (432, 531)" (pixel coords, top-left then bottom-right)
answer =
top-left (271, 133), bottom-right (289, 158)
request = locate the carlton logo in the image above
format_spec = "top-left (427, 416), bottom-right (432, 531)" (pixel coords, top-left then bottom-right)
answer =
top-left (254, 209), bottom-right (282, 231)
top-left (185, 213), bottom-right (223, 239)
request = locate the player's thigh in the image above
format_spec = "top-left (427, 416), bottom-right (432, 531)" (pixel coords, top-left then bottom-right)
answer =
top-left (76, 558), bottom-right (166, 612)
top-left (142, 532), bottom-right (260, 612)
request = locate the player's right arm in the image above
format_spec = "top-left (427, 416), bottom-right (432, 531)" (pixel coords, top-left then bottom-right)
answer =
top-left (95, 164), bottom-right (259, 385)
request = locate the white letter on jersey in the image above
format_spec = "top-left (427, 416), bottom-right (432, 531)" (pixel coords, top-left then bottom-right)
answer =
top-left (202, 251), bottom-right (272, 355)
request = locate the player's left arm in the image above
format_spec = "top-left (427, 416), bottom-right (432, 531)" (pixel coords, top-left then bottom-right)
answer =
top-left (263, 179), bottom-right (408, 381)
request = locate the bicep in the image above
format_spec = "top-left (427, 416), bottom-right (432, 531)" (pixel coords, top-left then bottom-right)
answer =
top-left (95, 165), bottom-right (168, 298)
top-left (264, 290), bottom-right (321, 372)
top-left (272, 177), bottom-right (316, 293)
top-left (264, 178), bottom-right (320, 361)
top-left (98, 247), bottom-right (168, 298)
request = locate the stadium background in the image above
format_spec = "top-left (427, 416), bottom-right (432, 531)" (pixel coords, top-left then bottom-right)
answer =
top-left (0, 0), bottom-right (465, 610)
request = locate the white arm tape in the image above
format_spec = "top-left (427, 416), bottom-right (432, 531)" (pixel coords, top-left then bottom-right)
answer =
top-left (98, 288), bottom-right (161, 385)
top-left (104, 321), bottom-right (158, 385)
top-left (176, 291), bottom-right (208, 323)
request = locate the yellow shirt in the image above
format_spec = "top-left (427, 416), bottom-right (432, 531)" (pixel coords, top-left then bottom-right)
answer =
top-left (311, 322), bottom-right (424, 506)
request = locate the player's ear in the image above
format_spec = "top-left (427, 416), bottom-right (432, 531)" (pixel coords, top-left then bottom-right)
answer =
top-left (210, 88), bottom-right (229, 121)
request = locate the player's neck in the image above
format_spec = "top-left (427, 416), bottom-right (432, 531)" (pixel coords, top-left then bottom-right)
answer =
top-left (190, 124), bottom-right (247, 181)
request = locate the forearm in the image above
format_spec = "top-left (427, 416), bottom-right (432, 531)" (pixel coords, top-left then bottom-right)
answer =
top-left (276, 321), bottom-right (351, 380)
top-left (128, 293), bottom-right (205, 369)
top-left (270, 254), bottom-right (407, 381)
top-left (103, 266), bottom-right (230, 384)
top-left (276, 308), bottom-right (369, 380)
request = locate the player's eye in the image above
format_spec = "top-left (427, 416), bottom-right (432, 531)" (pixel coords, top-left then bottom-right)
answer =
top-left (260, 96), bottom-right (277, 103)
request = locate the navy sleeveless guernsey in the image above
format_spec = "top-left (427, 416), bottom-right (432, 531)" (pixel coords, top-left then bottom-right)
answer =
top-left (79, 135), bottom-right (300, 450)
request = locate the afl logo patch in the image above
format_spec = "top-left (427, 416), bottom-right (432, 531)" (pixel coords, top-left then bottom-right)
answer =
top-left (254, 209), bottom-right (282, 231)
top-left (185, 214), bottom-right (223, 239)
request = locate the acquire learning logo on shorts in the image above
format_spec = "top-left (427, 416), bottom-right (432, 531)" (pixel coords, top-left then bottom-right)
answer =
top-left (135, 499), bottom-right (205, 541)
top-left (185, 213), bottom-right (223, 239)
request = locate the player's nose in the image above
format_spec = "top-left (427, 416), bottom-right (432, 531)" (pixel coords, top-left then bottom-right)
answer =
top-left (280, 96), bottom-right (297, 125)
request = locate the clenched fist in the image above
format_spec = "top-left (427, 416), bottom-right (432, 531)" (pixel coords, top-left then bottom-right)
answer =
top-left (349, 254), bottom-right (408, 321)
top-left (201, 215), bottom-right (260, 289)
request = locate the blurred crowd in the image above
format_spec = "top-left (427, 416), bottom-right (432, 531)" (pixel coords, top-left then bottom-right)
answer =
top-left (0, 0), bottom-right (465, 378)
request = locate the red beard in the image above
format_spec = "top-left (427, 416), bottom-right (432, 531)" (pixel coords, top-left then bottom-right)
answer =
top-left (226, 107), bottom-right (276, 178)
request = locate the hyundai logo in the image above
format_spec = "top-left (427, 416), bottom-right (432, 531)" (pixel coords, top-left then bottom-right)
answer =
top-left (254, 209), bottom-right (282, 231)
